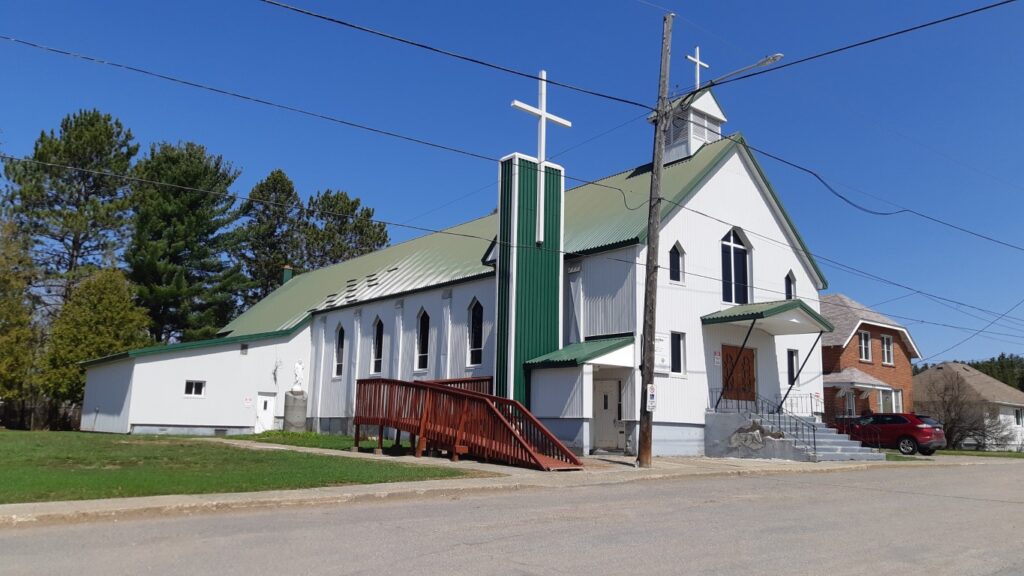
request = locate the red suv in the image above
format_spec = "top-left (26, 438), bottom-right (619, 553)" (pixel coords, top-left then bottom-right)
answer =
top-left (834, 413), bottom-right (947, 455)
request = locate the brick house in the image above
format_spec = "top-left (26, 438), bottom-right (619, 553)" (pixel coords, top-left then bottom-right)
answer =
top-left (819, 294), bottom-right (921, 419)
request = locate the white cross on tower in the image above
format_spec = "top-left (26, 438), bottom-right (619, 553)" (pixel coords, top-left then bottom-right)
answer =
top-left (512, 70), bottom-right (571, 245)
top-left (686, 46), bottom-right (710, 90)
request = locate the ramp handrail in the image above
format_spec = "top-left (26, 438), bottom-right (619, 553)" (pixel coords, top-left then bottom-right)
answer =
top-left (355, 378), bottom-right (581, 471)
top-left (420, 377), bottom-right (493, 395)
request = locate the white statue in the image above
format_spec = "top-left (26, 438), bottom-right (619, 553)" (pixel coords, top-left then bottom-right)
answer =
top-left (293, 360), bottom-right (304, 392)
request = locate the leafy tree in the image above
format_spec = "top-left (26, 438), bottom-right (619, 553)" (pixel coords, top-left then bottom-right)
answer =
top-left (301, 188), bottom-right (388, 270)
top-left (234, 169), bottom-right (302, 306)
top-left (917, 369), bottom-right (1014, 449)
top-left (42, 269), bottom-right (150, 405)
top-left (125, 142), bottom-right (246, 342)
top-left (2, 109), bottom-right (137, 313)
top-left (0, 221), bottom-right (38, 406)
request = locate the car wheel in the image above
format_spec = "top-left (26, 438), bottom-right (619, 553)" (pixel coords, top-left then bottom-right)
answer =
top-left (898, 436), bottom-right (919, 455)
top-left (918, 448), bottom-right (935, 456)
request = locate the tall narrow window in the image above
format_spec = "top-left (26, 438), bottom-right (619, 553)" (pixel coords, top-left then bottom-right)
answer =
top-left (858, 331), bottom-right (872, 362)
top-left (670, 332), bottom-right (685, 374)
top-left (469, 300), bottom-right (483, 366)
top-left (334, 326), bottom-right (345, 377)
top-left (721, 230), bottom-right (749, 304)
top-left (881, 335), bottom-right (894, 365)
top-left (371, 317), bottom-right (384, 374)
top-left (1016, 409), bottom-right (1023, 427)
top-left (669, 245), bottom-right (683, 282)
top-left (787, 350), bottom-right (799, 386)
top-left (416, 310), bottom-right (430, 370)
top-left (784, 272), bottom-right (795, 300)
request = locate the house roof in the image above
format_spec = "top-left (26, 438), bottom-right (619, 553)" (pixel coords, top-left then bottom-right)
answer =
top-left (700, 299), bottom-right (834, 335)
top-left (915, 362), bottom-right (1024, 407)
top-left (524, 336), bottom-right (634, 369)
top-left (823, 367), bottom-right (891, 389)
top-left (819, 293), bottom-right (921, 358)
top-left (86, 129), bottom-right (829, 365)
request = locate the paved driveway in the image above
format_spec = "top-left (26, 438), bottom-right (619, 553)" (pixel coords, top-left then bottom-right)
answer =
top-left (2, 456), bottom-right (1022, 575)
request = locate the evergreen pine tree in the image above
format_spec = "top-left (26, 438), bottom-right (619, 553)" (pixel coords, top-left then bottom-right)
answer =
top-left (234, 169), bottom-right (302, 306)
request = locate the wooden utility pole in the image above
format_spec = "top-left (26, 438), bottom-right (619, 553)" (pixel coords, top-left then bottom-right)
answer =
top-left (638, 12), bottom-right (673, 468)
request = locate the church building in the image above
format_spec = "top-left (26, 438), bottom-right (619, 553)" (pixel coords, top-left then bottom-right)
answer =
top-left (82, 75), bottom-right (833, 456)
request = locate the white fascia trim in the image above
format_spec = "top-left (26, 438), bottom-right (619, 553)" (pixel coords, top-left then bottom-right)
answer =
top-left (839, 320), bottom-right (922, 359)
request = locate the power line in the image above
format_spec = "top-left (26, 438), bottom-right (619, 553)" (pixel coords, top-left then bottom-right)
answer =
top-left (921, 295), bottom-right (1024, 362)
top-left (707, 0), bottom-right (1018, 90)
top-left (256, 0), bottom-right (654, 111)
top-left (6, 152), bottom-right (1024, 348)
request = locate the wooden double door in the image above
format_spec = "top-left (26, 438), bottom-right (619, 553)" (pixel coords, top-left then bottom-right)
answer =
top-left (721, 345), bottom-right (756, 401)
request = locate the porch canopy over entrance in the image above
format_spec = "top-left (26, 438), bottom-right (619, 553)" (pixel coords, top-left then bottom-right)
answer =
top-left (823, 367), bottom-right (892, 391)
top-left (700, 299), bottom-right (834, 336)
top-left (525, 335), bottom-right (634, 369)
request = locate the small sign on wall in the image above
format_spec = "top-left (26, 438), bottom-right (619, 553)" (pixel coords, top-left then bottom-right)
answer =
top-left (713, 351), bottom-right (722, 366)
top-left (646, 384), bottom-right (657, 413)
top-left (653, 333), bottom-right (671, 374)
top-left (243, 396), bottom-right (253, 408)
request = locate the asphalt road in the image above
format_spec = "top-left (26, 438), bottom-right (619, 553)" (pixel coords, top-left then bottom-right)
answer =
top-left (4, 458), bottom-right (1024, 576)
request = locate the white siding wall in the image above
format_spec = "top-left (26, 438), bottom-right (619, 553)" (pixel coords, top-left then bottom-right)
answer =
top-left (310, 277), bottom-right (496, 421)
top-left (997, 405), bottom-right (1024, 450)
top-left (581, 246), bottom-right (637, 338)
top-left (531, 366), bottom-right (590, 419)
top-left (626, 149), bottom-right (826, 425)
top-left (125, 328), bottom-right (312, 430)
top-left (81, 359), bottom-right (135, 433)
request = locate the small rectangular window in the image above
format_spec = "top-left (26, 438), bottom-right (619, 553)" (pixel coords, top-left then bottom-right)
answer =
top-left (858, 331), bottom-right (872, 362)
top-left (1016, 409), bottom-right (1022, 427)
top-left (185, 380), bottom-right (206, 397)
top-left (670, 332), bottom-right (685, 374)
top-left (787, 349), bottom-right (799, 386)
top-left (881, 335), bottom-right (894, 365)
top-left (240, 344), bottom-right (248, 355)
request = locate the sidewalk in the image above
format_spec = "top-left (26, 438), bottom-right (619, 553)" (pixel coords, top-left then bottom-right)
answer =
top-left (0, 439), bottom-right (948, 528)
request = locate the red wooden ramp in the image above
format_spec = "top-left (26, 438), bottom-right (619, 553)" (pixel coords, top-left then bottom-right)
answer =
top-left (354, 378), bottom-right (582, 471)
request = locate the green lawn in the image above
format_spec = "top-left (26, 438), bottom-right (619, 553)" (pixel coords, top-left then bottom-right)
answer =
top-left (937, 449), bottom-right (1024, 459)
top-left (0, 429), bottom-right (468, 504)
top-left (238, 430), bottom-right (408, 452)
top-left (885, 451), bottom-right (932, 462)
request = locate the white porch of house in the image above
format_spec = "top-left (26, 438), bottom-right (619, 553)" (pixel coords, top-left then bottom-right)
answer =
top-left (823, 367), bottom-right (901, 418)
top-left (526, 336), bottom-right (636, 456)
top-left (701, 299), bottom-right (832, 419)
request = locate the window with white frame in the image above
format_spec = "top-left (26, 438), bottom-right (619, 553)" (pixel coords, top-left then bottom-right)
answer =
top-left (371, 317), bottom-right (384, 374)
top-left (881, 335), bottom-right (894, 365)
top-left (334, 326), bottom-right (345, 377)
top-left (670, 332), bottom-right (685, 374)
top-left (721, 229), bottom-right (749, 304)
top-left (416, 310), bottom-right (430, 371)
top-left (784, 272), bottom-right (796, 300)
top-left (184, 380), bottom-right (205, 397)
top-left (468, 300), bottom-right (484, 366)
top-left (858, 331), bottom-right (872, 362)
top-left (669, 244), bottom-right (684, 283)
top-left (1016, 408), bottom-right (1023, 427)
top-left (787, 349), bottom-right (799, 386)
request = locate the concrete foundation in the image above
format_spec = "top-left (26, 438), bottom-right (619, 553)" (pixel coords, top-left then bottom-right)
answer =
top-left (704, 412), bottom-right (810, 461)
top-left (130, 425), bottom-right (253, 436)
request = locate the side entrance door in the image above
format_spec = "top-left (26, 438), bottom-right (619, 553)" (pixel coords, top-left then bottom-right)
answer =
top-left (592, 379), bottom-right (624, 451)
top-left (721, 345), bottom-right (757, 401)
top-left (255, 393), bottom-right (276, 433)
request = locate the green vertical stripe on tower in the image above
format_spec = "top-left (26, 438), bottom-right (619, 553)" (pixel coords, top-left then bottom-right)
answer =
top-left (494, 157), bottom-right (516, 399)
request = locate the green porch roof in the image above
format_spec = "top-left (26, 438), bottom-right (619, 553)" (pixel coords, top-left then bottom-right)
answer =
top-left (524, 336), bottom-right (635, 368)
top-left (701, 300), bottom-right (834, 333)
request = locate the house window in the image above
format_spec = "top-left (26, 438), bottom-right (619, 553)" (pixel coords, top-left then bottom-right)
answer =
top-left (721, 230), bottom-right (749, 304)
top-left (416, 310), bottom-right (430, 371)
top-left (469, 300), bottom-right (484, 366)
top-left (670, 332), bottom-right (685, 374)
top-left (669, 244), bottom-right (683, 282)
top-left (371, 317), bottom-right (384, 374)
top-left (881, 335), bottom-right (894, 365)
top-left (1015, 409), bottom-right (1023, 427)
top-left (240, 344), bottom-right (248, 355)
top-left (784, 272), bottom-right (795, 300)
top-left (334, 326), bottom-right (345, 377)
top-left (787, 350), bottom-right (799, 386)
top-left (858, 331), bottom-right (872, 362)
top-left (184, 380), bottom-right (206, 397)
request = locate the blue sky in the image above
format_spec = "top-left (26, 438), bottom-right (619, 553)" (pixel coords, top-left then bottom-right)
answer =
top-left (2, 0), bottom-right (1023, 363)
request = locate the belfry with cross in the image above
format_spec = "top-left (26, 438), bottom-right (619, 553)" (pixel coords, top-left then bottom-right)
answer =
top-left (494, 71), bottom-right (572, 402)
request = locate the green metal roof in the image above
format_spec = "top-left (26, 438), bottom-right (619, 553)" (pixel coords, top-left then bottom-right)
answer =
top-left (78, 326), bottom-right (303, 368)
top-left (524, 336), bottom-right (635, 368)
top-left (86, 129), bottom-right (829, 366)
top-left (701, 300), bottom-right (834, 332)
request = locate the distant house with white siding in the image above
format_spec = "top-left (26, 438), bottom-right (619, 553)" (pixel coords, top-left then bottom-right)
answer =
top-left (915, 362), bottom-right (1024, 451)
top-left (82, 89), bottom-right (834, 456)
